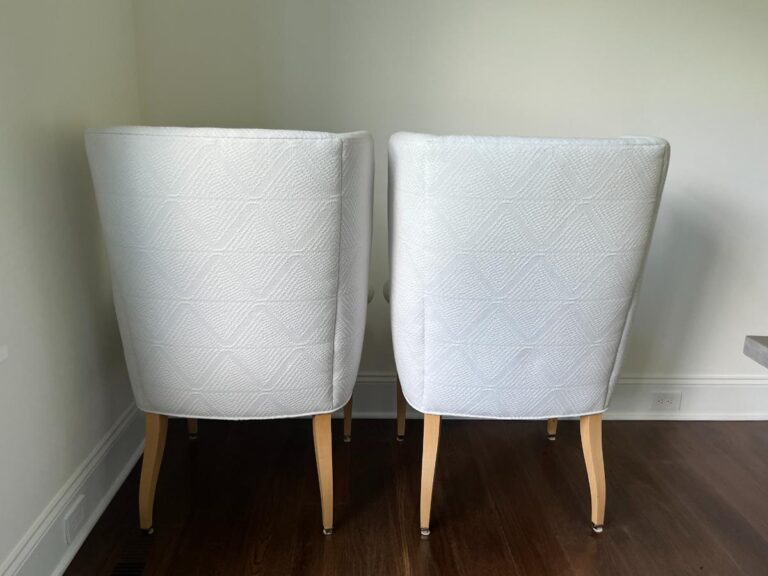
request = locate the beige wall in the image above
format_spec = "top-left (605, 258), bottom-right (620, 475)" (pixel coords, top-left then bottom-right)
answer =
top-left (134, 0), bottom-right (768, 378)
top-left (0, 0), bottom-right (140, 563)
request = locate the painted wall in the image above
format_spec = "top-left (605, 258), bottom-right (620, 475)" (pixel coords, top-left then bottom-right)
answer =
top-left (132, 0), bottom-right (768, 386)
top-left (0, 0), bottom-right (140, 568)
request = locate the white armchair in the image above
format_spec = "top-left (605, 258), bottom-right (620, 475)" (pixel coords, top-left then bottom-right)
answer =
top-left (388, 132), bottom-right (669, 535)
top-left (86, 127), bottom-right (373, 535)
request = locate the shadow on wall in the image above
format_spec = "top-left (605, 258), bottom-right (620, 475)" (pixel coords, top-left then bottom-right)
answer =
top-left (53, 127), bottom-right (129, 398)
top-left (624, 189), bottom-right (719, 375)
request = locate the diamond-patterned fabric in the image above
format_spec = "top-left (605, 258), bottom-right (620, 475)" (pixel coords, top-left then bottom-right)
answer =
top-left (86, 127), bottom-right (373, 419)
top-left (389, 132), bottom-right (669, 419)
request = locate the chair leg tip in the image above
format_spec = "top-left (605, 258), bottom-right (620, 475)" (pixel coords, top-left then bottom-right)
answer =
top-left (343, 435), bottom-right (351, 443)
top-left (420, 528), bottom-right (430, 537)
top-left (141, 527), bottom-right (154, 535)
top-left (188, 433), bottom-right (198, 440)
top-left (396, 435), bottom-right (405, 443)
top-left (547, 434), bottom-right (556, 441)
top-left (322, 528), bottom-right (334, 536)
top-left (592, 523), bottom-right (604, 534)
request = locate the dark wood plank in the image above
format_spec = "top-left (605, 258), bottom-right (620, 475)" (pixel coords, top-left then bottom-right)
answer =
top-left (65, 420), bottom-right (768, 576)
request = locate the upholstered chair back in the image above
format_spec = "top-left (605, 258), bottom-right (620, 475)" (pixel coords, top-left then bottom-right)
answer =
top-left (389, 132), bottom-right (669, 419)
top-left (86, 127), bottom-right (373, 419)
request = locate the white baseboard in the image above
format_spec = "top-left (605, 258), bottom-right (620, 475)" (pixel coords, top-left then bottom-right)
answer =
top-left (608, 375), bottom-right (768, 420)
top-left (0, 403), bottom-right (145, 576)
top-left (346, 372), bottom-right (768, 421)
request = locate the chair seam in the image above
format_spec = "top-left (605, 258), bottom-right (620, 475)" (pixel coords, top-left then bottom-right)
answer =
top-left (329, 137), bottom-right (345, 411)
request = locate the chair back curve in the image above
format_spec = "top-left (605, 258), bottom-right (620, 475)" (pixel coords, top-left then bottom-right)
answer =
top-left (86, 127), bottom-right (373, 419)
top-left (389, 132), bottom-right (669, 419)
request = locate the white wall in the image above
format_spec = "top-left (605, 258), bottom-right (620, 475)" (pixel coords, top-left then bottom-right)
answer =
top-left (133, 0), bottom-right (768, 389)
top-left (0, 0), bottom-right (141, 571)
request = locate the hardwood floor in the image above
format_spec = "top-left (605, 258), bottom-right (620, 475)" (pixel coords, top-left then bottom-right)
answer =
top-left (65, 419), bottom-right (768, 575)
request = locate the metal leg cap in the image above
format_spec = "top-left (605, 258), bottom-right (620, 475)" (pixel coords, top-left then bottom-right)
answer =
top-left (592, 524), bottom-right (604, 534)
top-left (322, 528), bottom-right (334, 536)
top-left (547, 434), bottom-right (556, 441)
top-left (396, 435), bottom-right (405, 443)
top-left (343, 435), bottom-right (351, 443)
top-left (141, 527), bottom-right (154, 535)
top-left (189, 433), bottom-right (198, 440)
top-left (420, 528), bottom-right (430, 537)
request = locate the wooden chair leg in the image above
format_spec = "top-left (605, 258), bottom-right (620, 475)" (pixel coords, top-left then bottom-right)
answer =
top-left (420, 414), bottom-right (441, 536)
top-left (343, 397), bottom-right (353, 443)
top-left (313, 413), bottom-right (334, 534)
top-left (396, 376), bottom-right (407, 442)
top-left (139, 413), bottom-right (168, 532)
top-left (580, 413), bottom-right (606, 533)
top-left (187, 418), bottom-right (198, 439)
top-left (547, 418), bottom-right (558, 441)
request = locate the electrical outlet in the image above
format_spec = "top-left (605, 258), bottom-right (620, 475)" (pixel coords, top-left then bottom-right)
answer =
top-left (63, 495), bottom-right (86, 545)
top-left (651, 391), bottom-right (682, 411)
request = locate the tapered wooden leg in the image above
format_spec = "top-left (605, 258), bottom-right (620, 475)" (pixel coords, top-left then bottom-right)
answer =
top-left (139, 413), bottom-right (168, 532)
top-left (313, 413), bottom-right (334, 534)
top-left (187, 418), bottom-right (198, 439)
top-left (580, 414), bottom-right (606, 533)
top-left (547, 418), bottom-right (558, 441)
top-left (343, 397), bottom-right (353, 443)
top-left (396, 376), bottom-right (407, 442)
top-left (420, 414), bottom-right (441, 536)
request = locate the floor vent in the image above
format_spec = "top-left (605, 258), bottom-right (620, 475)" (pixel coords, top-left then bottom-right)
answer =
top-left (109, 535), bottom-right (151, 575)
top-left (110, 561), bottom-right (145, 575)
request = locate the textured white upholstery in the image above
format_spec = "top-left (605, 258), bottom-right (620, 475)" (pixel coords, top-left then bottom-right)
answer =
top-left (86, 127), bottom-right (373, 419)
top-left (389, 132), bottom-right (669, 419)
